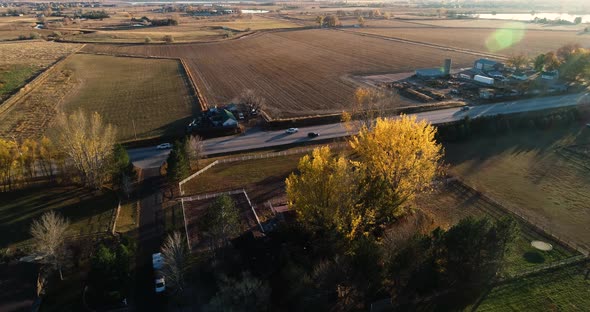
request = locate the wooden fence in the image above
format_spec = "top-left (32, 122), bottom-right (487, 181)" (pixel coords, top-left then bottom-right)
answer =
top-left (451, 178), bottom-right (589, 257)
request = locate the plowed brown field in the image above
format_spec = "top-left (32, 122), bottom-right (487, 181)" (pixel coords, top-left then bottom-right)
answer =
top-left (348, 27), bottom-right (590, 56)
top-left (82, 29), bottom-right (477, 118)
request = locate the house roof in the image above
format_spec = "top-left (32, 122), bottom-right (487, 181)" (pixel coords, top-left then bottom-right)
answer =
top-left (220, 109), bottom-right (237, 122)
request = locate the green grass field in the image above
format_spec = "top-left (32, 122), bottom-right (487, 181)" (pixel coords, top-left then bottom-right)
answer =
top-left (114, 202), bottom-right (137, 233)
top-left (60, 54), bottom-right (198, 141)
top-left (0, 64), bottom-right (38, 102)
top-left (0, 186), bottom-right (118, 249)
top-left (183, 153), bottom-right (304, 203)
top-left (472, 264), bottom-right (590, 311)
top-left (446, 124), bottom-right (590, 249)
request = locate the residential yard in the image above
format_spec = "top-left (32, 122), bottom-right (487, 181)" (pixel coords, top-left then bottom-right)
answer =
top-left (183, 153), bottom-right (304, 203)
top-left (470, 264), bottom-right (590, 311)
top-left (446, 124), bottom-right (590, 250)
top-left (0, 185), bottom-right (118, 249)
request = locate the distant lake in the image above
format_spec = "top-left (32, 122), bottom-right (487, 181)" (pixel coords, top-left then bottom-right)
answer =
top-left (478, 13), bottom-right (590, 23)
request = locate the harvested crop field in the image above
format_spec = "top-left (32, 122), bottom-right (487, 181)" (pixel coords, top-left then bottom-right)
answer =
top-left (349, 27), bottom-right (590, 56)
top-left (0, 41), bottom-right (82, 67)
top-left (0, 41), bottom-right (82, 102)
top-left (0, 53), bottom-right (197, 141)
top-left (81, 29), bottom-right (476, 118)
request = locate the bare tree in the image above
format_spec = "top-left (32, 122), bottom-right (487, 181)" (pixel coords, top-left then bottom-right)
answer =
top-left (55, 110), bottom-right (117, 189)
top-left (30, 211), bottom-right (70, 280)
top-left (506, 54), bottom-right (529, 70)
top-left (239, 89), bottom-right (266, 114)
top-left (186, 135), bottom-right (204, 170)
top-left (342, 87), bottom-right (398, 133)
top-left (161, 231), bottom-right (189, 294)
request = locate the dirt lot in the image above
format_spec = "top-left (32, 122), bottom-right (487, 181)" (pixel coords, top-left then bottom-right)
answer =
top-left (446, 125), bottom-right (590, 250)
top-left (0, 53), bottom-right (197, 141)
top-left (81, 29), bottom-right (476, 118)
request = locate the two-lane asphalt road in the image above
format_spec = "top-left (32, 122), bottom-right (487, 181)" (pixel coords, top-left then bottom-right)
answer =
top-left (128, 92), bottom-right (589, 168)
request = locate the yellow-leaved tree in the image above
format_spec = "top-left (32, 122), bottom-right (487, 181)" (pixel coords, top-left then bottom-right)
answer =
top-left (287, 116), bottom-right (443, 240)
top-left (56, 110), bottom-right (117, 189)
top-left (350, 115), bottom-right (443, 224)
top-left (286, 146), bottom-right (367, 239)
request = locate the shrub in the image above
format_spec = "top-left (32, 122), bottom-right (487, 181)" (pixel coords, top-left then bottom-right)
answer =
top-left (144, 36), bottom-right (152, 43)
top-left (162, 35), bottom-right (174, 43)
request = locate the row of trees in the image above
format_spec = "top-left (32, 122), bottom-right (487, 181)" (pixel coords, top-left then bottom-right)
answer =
top-left (507, 44), bottom-right (590, 81)
top-left (0, 110), bottom-right (133, 192)
top-left (315, 15), bottom-right (341, 27)
top-left (0, 136), bottom-right (58, 191)
top-left (437, 107), bottom-right (582, 142)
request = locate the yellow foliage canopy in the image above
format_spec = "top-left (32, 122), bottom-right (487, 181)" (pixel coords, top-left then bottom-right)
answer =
top-left (287, 116), bottom-right (443, 239)
top-left (350, 115), bottom-right (443, 217)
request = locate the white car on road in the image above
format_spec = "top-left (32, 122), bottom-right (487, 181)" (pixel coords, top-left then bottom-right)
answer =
top-left (285, 128), bottom-right (299, 134)
top-left (152, 253), bottom-right (164, 270)
top-left (155, 275), bottom-right (166, 293)
top-left (156, 143), bottom-right (172, 150)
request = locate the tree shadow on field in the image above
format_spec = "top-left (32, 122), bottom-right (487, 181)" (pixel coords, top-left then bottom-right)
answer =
top-left (151, 116), bottom-right (194, 141)
top-left (444, 123), bottom-right (590, 177)
top-left (523, 251), bottom-right (546, 264)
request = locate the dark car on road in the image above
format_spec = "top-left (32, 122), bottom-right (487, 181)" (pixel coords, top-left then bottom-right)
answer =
top-left (308, 132), bottom-right (320, 138)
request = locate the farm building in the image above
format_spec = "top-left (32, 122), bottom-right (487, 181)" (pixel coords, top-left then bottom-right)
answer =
top-left (474, 58), bottom-right (504, 71)
top-left (208, 108), bottom-right (238, 127)
top-left (416, 58), bottom-right (452, 79)
top-left (458, 69), bottom-right (477, 80)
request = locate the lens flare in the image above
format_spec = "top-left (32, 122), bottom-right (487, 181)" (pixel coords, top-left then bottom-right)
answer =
top-left (485, 22), bottom-right (526, 52)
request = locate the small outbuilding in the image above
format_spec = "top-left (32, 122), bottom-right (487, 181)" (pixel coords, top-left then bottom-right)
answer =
top-left (474, 59), bottom-right (504, 71)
